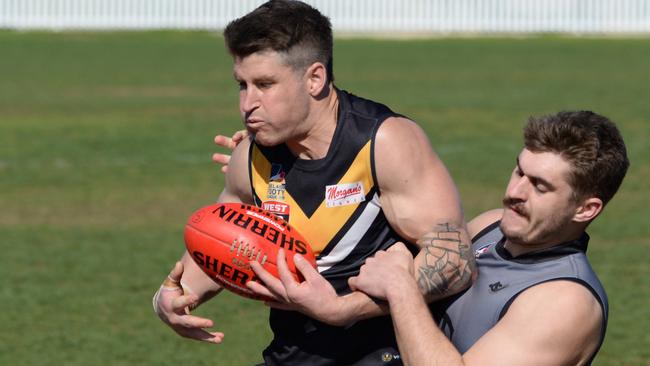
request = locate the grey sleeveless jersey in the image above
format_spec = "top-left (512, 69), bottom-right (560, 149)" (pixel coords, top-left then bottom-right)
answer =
top-left (439, 221), bottom-right (608, 364)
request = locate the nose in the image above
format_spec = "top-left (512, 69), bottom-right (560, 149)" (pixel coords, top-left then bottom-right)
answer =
top-left (505, 175), bottom-right (529, 201)
top-left (240, 88), bottom-right (259, 114)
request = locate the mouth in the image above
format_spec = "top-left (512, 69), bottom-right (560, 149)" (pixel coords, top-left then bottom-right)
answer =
top-left (244, 120), bottom-right (264, 134)
top-left (506, 205), bottom-right (528, 220)
top-left (503, 198), bottom-right (528, 219)
top-left (506, 205), bottom-right (521, 215)
top-left (245, 118), bottom-right (264, 128)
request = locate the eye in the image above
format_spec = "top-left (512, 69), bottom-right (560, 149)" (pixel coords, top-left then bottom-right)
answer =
top-left (257, 81), bottom-right (273, 89)
top-left (529, 178), bottom-right (548, 193)
top-left (237, 81), bottom-right (247, 91)
top-left (534, 184), bottom-right (548, 193)
top-left (514, 167), bottom-right (523, 177)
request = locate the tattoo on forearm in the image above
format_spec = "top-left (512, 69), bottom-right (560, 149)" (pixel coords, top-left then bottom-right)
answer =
top-left (416, 223), bottom-right (474, 299)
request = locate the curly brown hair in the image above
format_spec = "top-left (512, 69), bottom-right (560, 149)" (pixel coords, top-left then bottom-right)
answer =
top-left (524, 111), bottom-right (629, 205)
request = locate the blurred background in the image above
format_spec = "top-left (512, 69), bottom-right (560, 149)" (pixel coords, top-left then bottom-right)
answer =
top-left (3, 0), bottom-right (650, 32)
top-left (1, 1), bottom-right (648, 365)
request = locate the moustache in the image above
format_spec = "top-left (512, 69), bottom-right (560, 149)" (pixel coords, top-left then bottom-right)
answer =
top-left (502, 197), bottom-right (528, 218)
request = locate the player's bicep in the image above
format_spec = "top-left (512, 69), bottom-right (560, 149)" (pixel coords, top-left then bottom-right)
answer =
top-left (376, 118), bottom-right (474, 299)
top-left (375, 117), bottom-right (464, 242)
top-left (463, 281), bottom-right (603, 366)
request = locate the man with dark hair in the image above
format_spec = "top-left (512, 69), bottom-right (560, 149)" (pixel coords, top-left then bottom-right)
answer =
top-left (223, 0), bottom-right (334, 83)
top-left (349, 111), bottom-right (629, 365)
top-left (153, 1), bottom-right (474, 365)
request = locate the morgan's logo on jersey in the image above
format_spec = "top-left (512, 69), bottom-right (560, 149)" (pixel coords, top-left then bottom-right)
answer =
top-left (270, 163), bottom-right (286, 182)
top-left (325, 182), bottom-right (365, 208)
top-left (262, 201), bottom-right (290, 221)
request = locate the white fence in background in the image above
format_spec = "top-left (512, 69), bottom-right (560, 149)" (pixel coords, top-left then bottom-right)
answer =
top-left (2, 0), bottom-right (650, 33)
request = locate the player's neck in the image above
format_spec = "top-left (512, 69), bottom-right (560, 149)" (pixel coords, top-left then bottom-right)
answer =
top-left (503, 240), bottom-right (557, 257)
top-left (504, 229), bottom-right (585, 257)
top-left (286, 85), bottom-right (339, 160)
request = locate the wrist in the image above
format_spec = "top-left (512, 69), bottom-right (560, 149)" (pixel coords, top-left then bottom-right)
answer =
top-left (315, 292), bottom-right (365, 327)
top-left (328, 291), bottom-right (390, 326)
top-left (386, 274), bottom-right (421, 306)
top-left (318, 294), bottom-right (352, 327)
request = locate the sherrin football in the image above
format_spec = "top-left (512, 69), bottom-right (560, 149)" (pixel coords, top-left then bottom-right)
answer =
top-left (184, 202), bottom-right (317, 300)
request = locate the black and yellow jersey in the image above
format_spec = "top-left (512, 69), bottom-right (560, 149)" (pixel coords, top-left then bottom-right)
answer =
top-left (249, 89), bottom-right (407, 365)
top-left (249, 89), bottom-right (405, 294)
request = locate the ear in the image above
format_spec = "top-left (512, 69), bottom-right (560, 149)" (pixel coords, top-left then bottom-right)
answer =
top-left (304, 62), bottom-right (328, 97)
top-left (573, 197), bottom-right (603, 223)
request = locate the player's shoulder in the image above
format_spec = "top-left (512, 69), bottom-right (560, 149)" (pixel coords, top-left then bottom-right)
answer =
top-left (508, 280), bottom-right (603, 334)
top-left (467, 209), bottom-right (503, 239)
top-left (518, 280), bottom-right (602, 307)
top-left (376, 116), bottom-right (424, 138)
top-left (477, 279), bottom-right (603, 365)
top-left (375, 116), bottom-right (432, 156)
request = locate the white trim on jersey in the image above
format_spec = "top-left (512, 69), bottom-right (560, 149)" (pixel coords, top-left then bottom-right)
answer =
top-left (316, 193), bottom-right (381, 272)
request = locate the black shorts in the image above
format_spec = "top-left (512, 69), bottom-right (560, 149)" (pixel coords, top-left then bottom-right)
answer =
top-left (262, 309), bottom-right (403, 366)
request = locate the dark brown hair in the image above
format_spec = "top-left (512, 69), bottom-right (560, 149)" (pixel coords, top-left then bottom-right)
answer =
top-left (224, 0), bottom-right (333, 81)
top-left (524, 111), bottom-right (629, 205)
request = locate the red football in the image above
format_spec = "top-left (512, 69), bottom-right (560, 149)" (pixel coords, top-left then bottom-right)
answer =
top-left (184, 202), bottom-right (317, 300)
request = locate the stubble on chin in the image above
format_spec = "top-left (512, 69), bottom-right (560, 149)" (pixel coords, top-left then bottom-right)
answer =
top-left (499, 220), bottom-right (526, 245)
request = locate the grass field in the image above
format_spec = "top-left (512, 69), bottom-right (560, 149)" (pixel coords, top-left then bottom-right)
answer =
top-left (1, 31), bottom-right (649, 365)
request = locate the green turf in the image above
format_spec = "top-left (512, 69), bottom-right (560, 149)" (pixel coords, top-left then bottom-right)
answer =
top-left (0, 31), bottom-right (648, 365)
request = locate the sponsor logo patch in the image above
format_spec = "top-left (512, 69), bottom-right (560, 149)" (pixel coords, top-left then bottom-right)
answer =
top-left (267, 182), bottom-right (286, 200)
top-left (263, 200), bottom-right (290, 221)
top-left (489, 281), bottom-right (506, 292)
top-left (325, 182), bottom-right (365, 208)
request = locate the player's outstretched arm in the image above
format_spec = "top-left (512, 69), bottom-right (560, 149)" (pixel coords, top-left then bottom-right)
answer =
top-left (374, 117), bottom-right (475, 302)
top-left (154, 136), bottom-right (254, 342)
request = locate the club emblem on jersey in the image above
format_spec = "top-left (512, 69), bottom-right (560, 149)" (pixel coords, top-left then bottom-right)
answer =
top-left (325, 182), bottom-right (365, 208)
top-left (270, 163), bottom-right (286, 182)
top-left (263, 200), bottom-right (290, 221)
top-left (474, 245), bottom-right (490, 258)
